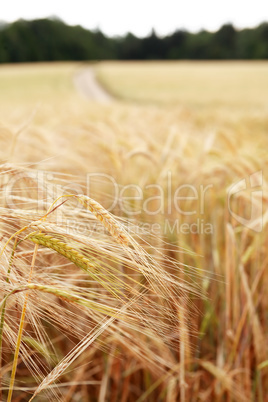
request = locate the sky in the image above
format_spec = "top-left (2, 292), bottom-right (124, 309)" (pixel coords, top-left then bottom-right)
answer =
top-left (1, 0), bottom-right (268, 37)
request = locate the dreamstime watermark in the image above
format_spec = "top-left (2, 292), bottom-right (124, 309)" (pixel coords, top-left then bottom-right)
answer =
top-left (3, 169), bottom-right (263, 235)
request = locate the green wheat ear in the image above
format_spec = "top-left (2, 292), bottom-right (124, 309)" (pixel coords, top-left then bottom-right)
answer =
top-left (27, 233), bottom-right (127, 299)
top-left (28, 233), bottom-right (97, 272)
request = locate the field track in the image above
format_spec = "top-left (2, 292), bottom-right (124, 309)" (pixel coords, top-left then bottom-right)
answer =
top-left (73, 67), bottom-right (112, 102)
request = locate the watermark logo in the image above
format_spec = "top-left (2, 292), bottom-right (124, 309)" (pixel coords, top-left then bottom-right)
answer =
top-left (3, 169), bottom-right (263, 235)
top-left (227, 171), bottom-right (263, 232)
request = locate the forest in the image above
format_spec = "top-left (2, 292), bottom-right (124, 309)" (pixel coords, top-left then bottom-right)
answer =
top-left (0, 17), bottom-right (268, 62)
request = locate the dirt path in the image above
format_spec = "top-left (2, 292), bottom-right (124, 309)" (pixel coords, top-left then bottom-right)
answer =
top-left (73, 67), bottom-right (113, 103)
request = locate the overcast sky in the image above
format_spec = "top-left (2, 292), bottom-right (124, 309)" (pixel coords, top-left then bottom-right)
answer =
top-left (1, 0), bottom-right (268, 37)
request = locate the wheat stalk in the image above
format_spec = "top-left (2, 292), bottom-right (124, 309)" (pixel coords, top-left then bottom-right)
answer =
top-left (26, 233), bottom-right (131, 300)
top-left (28, 315), bottom-right (117, 402)
top-left (75, 195), bottom-right (130, 246)
top-left (26, 194), bottom-right (130, 245)
top-left (0, 238), bottom-right (18, 400)
top-left (7, 243), bottom-right (38, 402)
top-left (0, 283), bottom-right (122, 318)
top-left (28, 233), bottom-right (96, 271)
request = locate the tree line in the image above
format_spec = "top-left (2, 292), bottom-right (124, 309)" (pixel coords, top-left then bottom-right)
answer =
top-left (0, 18), bottom-right (267, 63)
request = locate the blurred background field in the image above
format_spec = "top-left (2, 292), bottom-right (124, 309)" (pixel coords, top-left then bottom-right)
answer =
top-left (0, 61), bottom-right (268, 401)
top-left (96, 61), bottom-right (268, 108)
top-left (0, 63), bottom-right (75, 103)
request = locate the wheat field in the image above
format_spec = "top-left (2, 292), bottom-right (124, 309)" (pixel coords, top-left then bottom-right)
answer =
top-left (0, 61), bottom-right (267, 401)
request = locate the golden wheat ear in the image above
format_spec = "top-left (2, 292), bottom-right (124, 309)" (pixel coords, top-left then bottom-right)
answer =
top-left (43, 193), bottom-right (130, 246)
top-left (75, 195), bottom-right (130, 245)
